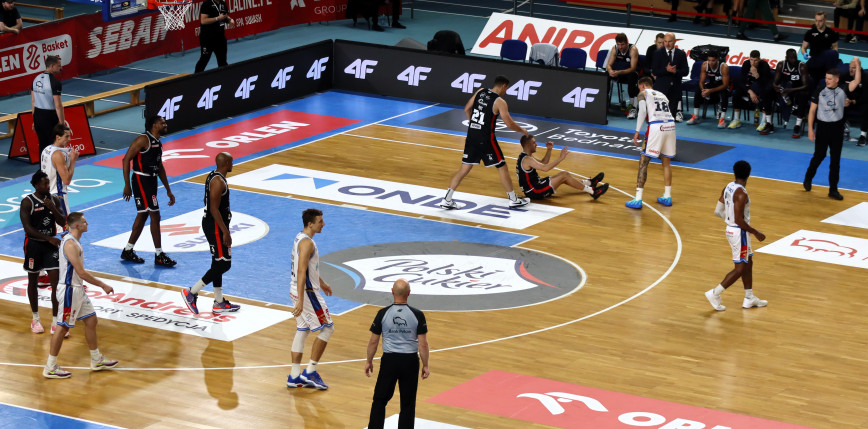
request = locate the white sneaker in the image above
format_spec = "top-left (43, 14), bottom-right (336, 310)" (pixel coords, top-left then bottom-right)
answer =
top-left (686, 114), bottom-right (700, 125)
top-left (439, 198), bottom-right (458, 209)
top-left (704, 289), bottom-right (726, 311)
top-left (627, 108), bottom-right (637, 119)
top-left (508, 197), bottom-right (530, 208)
top-left (675, 111), bottom-right (684, 122)
top-left (742, 296), bottom-right (768, 309)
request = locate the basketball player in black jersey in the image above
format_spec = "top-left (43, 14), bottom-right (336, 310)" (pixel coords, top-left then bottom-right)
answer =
top-left (606, 33), bottom-right (640, 118)
top-left (516, 135), bottom-right (609, 201)
top-left (182, 152), bottom-right (240, 314)
top-left (121, 116), bottom-right (177, 267)
top-left (20, 171), bottom-right (66, 334)
top-left (440, 75), bottom-right (531, 210)
top-left (686, 51), bottom-right (730, 128)
top-left (772, 49), bottom-right (810, 138)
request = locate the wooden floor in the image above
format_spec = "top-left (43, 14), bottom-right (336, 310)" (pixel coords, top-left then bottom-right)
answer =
top-left (0, 124), bottom-right (866, 428)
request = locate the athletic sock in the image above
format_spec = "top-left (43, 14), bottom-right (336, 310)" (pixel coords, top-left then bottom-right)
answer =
top-left (191, 279), bottom-right (206, 294)
top-left (124, 243), bottom-right (134, 251)
top-left (90, 349), bottom-right (101, 362)
top-left (693, 108), bottom-right (700, 116)
top-left (155, 248), bottom-right (163, 256)
top-left (635, 188), bottom-right (644, 201)
top-left (761, 113), bottom-right (768, 124)
top-left (795, 117), bottom-right (803, 126)
top-left (862, 131), bottom-right (867, 137)
top-left (713, 284), bottom-right (725, 296)
top-left (745, 289), bottom-right (754, 299)
top-left (33, 312), bottom-right (40, 321)
top-left (46, 355), bottom-right (57, 369)
top-left (214, 287), bottom-right (223, 303)
top-left (507, 191), bottom-right (518, 202)
top-left (663, 186), bottom-right (672, 198)
top-left (291, 363), bottom-right (301, 378)
top-left (307, 360), bottom-right (318, 373)
top-left (445, 188), bottom-right (454, 201)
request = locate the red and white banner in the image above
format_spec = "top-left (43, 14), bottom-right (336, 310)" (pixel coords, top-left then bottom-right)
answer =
top-left (472, 13), bottom-right (791, 70)
top-left (0, 0), bottom-right (357, 97)
top-left (430, 370), bottom-right (814, 428)
top-left (9, 105), bottom-right (95, 164)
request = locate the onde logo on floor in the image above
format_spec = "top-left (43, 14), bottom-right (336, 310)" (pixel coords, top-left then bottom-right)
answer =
top-left (321, 241), bottom-right (583, 311)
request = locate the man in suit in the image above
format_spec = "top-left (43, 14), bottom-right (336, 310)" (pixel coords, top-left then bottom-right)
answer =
top-left (652, 33), bottom-right (689, 122)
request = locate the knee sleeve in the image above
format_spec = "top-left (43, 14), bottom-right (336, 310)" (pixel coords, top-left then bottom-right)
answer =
top-left (214, 259), bottom-right (231, 275)
top-left (292, 330), bottom-right (309, 354)
top-left (317, 325), bottom-right (334, 342)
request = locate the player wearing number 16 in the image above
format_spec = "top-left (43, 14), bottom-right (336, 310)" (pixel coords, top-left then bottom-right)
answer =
top-left (626, 76), bottom-right (677, 209)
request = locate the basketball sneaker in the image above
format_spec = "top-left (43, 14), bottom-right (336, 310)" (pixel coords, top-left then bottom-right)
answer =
top-left (858, 135), bottom-right (867, 146)
top-left (742, 296), bottom-right (768, 309)
top-left (625, 199), bottom-right (643, 209)
top-left (31, 319), bottom-right (44, 334)
top-left (287, 374), bottom-right (306, 388)
top-left (592, 183), bottom-right (609, 200)
top-left (686, 114), bottom-right (700, 125)
top-left (38, 273), bottom-right (50, 288)
top-left (508, 197), bottom-right (530, 208)
top-left (589, 172), bottom-right (604, 188)
top-left (674, 111), bottom-right (684, 122)
top-left (300, 370), bottom-right (329, 390)
top-left (717, 117), bottom-right (727, 128)
top-left (792, 124), bottom-right (802, 139)
top-left (182, 288), bottom-right (199, 314)
top-left (727, 119), bottom-right (742, 129)
top-left (439, 198), bottom-right (458, 209)
top-left (657, 196), bottom-right (673, 206)
top-left (43, 365), bottom-right (71, 379)
top-left (120, 249), bottom-right (145, 263)
top-left (90, 356), bottom-right (119, 371)
top-left (155, 252), bottom-right (177, 267)
top-left (704, 289), bottom-right (726, 311)
top-left (627, 108), bottom-right (637, 119)
top-left (758, 123), bottom-right (775, 135)
top-left (212, 299), bottom-right (241, 313)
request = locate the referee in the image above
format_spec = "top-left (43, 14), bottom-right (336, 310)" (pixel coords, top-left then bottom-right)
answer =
top-left (194, 0), bottom-right (235, 73)
top-left (365, 279), bottom-right (429, 429)
top-left (31, 55), bottom-right (64, 155)
top-left (805, 68), bottom-right (848, 200)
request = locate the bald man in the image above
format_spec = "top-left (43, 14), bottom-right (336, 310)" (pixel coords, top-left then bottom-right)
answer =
top-left (366, 279), bottom-right (430, 429)
top-left (652, 33), bottom-right (689, 122)
top-left (182, 152), bottom-right (240, 315)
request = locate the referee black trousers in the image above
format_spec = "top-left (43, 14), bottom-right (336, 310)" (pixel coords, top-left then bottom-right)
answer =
top-left (33, 108), bottom-right (58, 155)
top-left (805, 121), bottom-right (844, 192)
top-left (368, 353), bottom-right (419, 429)
top-left (195, 35), bottom-right (228, 73)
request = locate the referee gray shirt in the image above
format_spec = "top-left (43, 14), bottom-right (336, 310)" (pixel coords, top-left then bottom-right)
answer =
top-left (812, 85), bottom-right (846, 123)
top-left (370, 304), bottom-right (427, 354)
top-left (32, 72), bottom-right (61, 111)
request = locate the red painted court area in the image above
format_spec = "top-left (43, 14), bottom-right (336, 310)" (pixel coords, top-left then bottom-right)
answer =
top-left (429, 370), bottom-right (813, 429)
top-left (95, 110), bottom-right (360, 176)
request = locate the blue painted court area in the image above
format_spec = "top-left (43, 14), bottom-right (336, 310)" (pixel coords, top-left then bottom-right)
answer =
top-left (0, 181), bottom-right (531, 313)
top-left (0, 402), bottom-right (120, 429)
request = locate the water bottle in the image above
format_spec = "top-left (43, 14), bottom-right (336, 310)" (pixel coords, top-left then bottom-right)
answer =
top-left (754, 109), bottom-right (760, 126)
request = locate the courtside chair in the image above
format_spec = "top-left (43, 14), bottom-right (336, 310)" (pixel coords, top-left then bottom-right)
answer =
top-left (529, 42), bottom-right (559, 66)
top-left (595, 50), bottom-right (625, 109)
top-left (500, 39), bottom-right (528, 62)
top-left (682, 60), bottom-right (704, 117)
top-left (560, 47), bottom-right (587, 70)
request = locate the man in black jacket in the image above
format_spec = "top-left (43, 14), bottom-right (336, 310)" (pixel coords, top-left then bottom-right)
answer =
top-left (652, 33), bottom-right (689, 122)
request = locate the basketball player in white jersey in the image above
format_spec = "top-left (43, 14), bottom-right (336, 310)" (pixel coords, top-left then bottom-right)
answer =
top-left (44, 212), bottom-right (118, 379)
top-left (626, 76), bottom-right (676, 210)
top-left (38, 124), bottom-right (77, 294)
top-left (705, 160), bottom-right (768, 311)
top-left (286, 208), bottom-right (334, 391)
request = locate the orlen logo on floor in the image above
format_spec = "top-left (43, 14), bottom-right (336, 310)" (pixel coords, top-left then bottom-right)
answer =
top-left (322, 241), bottom-right (582, 311)
top-left (92, 209), bottom-right (269, 253)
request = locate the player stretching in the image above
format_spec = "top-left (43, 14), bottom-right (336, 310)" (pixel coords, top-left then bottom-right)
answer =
top-left (626, 76), bottom-right (676, 209)
top-left (705, 160), bottom-right (768, 311)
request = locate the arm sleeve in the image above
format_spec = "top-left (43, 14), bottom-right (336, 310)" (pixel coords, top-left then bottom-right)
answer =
top-left (714, 201), bottom-right (725, 218)
top-left (635, 99), bottom-right (647, 132)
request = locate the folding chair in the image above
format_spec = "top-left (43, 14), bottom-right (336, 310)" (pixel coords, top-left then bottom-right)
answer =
top-left (500, 39), bottom-right (527, 62)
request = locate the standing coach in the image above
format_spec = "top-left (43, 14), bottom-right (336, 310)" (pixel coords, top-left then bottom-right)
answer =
top-left (365, 279), bottom-right (429, 429)
top-left (31, 55), bottom-right (64, 155)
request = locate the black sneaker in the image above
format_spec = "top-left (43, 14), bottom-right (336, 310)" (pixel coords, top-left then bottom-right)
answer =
top-left (155, 252), bottom-right (177, 267)
top-left (736, 32), bottom-right (749, 40)
top-left (391, 21), bottom-right (406, 29)
top-left (858, 135), bottom-right (866, 146)
top-left (589, 172), bottom-right (604, 188)
top-left (592, 183), bottom-right (609, 200)
top-left (371, 24), bottom-right (384, 32)
top-left (759, 122), bottom-right (775, 135)
top-left (773, 33), bottom-right (789, 43)
top-left (792, 124), bottom-right (802, 139)
top-left (828, 190), bottom-right (844, 200)
top-left (121, 249), bottom-right (145, 264)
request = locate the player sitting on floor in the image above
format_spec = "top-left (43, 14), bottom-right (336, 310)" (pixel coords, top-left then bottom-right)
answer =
top-left (516, 135), bottom-right (608, 200)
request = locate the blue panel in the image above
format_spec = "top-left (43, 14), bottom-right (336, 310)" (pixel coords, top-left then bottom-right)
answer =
top-left (0, 402), bottom-right (117, 429)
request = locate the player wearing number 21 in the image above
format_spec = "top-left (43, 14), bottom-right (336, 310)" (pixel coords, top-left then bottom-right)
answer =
top-left (626, 76), bottom-right (676, 210)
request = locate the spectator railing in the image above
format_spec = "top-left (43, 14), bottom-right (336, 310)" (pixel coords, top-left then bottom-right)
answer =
top-left (16, 3), bottom-right (64, 24)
